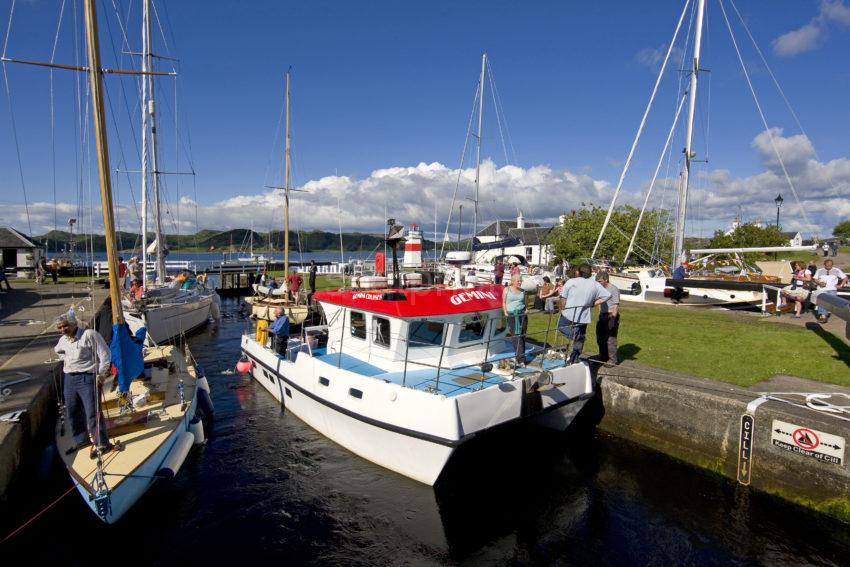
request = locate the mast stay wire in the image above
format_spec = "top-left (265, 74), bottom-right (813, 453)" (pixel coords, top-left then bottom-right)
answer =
top-left (485, 57), bottom-right (524, 224)
top-left (440, 81), bottom-right (480, 257)
top-left (2, 0), bottom-right (34, 237)
top-left (50, 1), bottom-right (68, 252)
top-left (591, 0), bottom-right (692, 260)
top-left (728, 0), bottom-right (847, 204)
top-left (717, 0), bottom-right (813, 233)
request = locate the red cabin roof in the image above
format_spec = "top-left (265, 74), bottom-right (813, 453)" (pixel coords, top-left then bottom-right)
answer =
top-left (313, 284), bottom-right (504, 318)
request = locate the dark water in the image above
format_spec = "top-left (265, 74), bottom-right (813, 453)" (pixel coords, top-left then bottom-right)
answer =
top-left (2, 300), bottom-right (849, 565)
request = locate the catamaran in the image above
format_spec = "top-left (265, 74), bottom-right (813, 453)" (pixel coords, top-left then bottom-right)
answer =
top-left (2, 0), bottom-right (211, 522)
top-left (239, 222), bottom-right (595, 485)
top-left (594, 0), bottom-right (815, 306)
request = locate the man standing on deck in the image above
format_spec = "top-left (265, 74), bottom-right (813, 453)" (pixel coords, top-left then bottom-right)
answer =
top-left (595, 272), bottom-right (620, 365)
top-left (308, 260), bottom-right (318, 295)
top-left (287, 269), bottom-right (303, 302)
top-left (269, 307), bottom-right (290, 356)
top-left (558, 264), bottom-right (610, 364)
top-left (54, 313), bottom-right (113, 458)
top-left (494, 259), bottom-right (505, 285)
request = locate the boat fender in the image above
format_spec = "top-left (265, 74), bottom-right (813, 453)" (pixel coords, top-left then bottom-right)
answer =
top-left (210, 294), bottom-right (222, 320)
top-left (197, 386), bottom-right (215, 418)
top-left (189, 416), bottom-right (205, 445)
top-left (156, 431), bottom-right (195, 479)
top-left (196, 374), bottom-right (211, 393)
top-left (236, 358), bottom-right (254, 374)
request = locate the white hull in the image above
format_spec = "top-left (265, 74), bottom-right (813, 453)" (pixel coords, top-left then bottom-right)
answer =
top-left (610, 271), bottom-right (763, 306)
top-left (125, 290), bottom-right (214, 344)
top-left (68, 393), bottom-right (197, 523)
top-left (240, 335), bottom-right (593, 485)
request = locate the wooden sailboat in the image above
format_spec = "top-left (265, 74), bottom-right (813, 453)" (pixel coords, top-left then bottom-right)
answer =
top-left (245, 70), bottom-right (310, 324)
top-left (26, 0), bottom-right (211, 523)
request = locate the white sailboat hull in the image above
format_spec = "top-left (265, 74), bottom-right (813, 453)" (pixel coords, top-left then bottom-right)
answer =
top-left (610, 271), bottom-right (763, 305)
top-left (240, 335), bottom-right (593, 485)
top-left (125, 291), bottom-right (214, 344)
top-left (67, 392), bottom-right (197, 524)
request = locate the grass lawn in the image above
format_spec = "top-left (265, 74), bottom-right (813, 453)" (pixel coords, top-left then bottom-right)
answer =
top-left (527, 303), bottom-right (850, 388)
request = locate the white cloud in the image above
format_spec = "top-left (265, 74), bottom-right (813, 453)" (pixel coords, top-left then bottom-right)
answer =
top-left (635, 44), bottom-right (684, 72)
top-left (773, 23), bottom-right (822, 56)
top-left (4, 130), bottom-right (849, 242)
top-left (773, 0), bottom-right (850, 56)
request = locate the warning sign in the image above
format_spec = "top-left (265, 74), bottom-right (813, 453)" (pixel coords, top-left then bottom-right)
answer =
top-left (771, 420), bottom-right (845, 466)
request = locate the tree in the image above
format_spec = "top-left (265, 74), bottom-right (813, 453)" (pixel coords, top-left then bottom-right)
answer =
top-left (707, 223), bottom-right (787, 261)
top-left (549, 206), bottom-right (672, 265)
top-left (833, 220), bottom-right (850, 241)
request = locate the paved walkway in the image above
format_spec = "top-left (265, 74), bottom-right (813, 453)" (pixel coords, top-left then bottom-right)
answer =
top-left (0, 280), bottom-right (110, 497)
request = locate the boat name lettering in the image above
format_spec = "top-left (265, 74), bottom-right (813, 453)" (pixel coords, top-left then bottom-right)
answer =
top-left (450, 290), bottom-right (497, 305)
top-left (352, 292), bottom-right (383, 301)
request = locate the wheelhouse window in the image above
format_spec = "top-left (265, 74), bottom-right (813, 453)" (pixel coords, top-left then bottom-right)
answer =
top-left (373, 316), bottom-right (391, 348)
top-left (350, 311), bottom-right (366, 339)
top-left (408, 321), bottom-right (444, 347)
top-left (458, 313), bottom-right (487, 343)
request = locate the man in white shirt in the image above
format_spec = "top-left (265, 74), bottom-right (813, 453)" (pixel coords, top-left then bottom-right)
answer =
top-left (814, 259), bottom-right (848, 323)
top-left (558, 264), bottom-right (611, 364)
top-left (54, 313), bottom-right (113, 457)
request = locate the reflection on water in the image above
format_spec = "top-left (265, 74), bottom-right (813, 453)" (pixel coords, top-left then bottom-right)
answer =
top-left (2, 298), bottom-right (848, 565)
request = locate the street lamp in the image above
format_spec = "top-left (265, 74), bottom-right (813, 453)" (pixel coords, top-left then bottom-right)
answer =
top-left (774, 194), bottom-right (783, 229)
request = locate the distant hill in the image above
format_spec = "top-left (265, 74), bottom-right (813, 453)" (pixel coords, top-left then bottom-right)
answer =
top-left (34, 228), bottom-right (439, 254)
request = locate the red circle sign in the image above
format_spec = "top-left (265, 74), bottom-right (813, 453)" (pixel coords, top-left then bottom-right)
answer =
top-left (792, 428), bottom-right (820, 450)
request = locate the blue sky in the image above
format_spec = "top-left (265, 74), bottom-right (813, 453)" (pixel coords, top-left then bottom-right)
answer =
top-left (2, 0), bottom-right (849, 239)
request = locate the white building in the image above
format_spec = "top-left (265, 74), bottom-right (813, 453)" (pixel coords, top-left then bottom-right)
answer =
top-left (472, 212), bottom-right (554, 267)
top-left (781, 231), bottom-right (803, 247)
top-left (0, 226), bottom-right (41, 277)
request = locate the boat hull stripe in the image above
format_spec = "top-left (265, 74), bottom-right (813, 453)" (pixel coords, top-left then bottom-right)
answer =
top-left (242, 349), bottom-right (592, 446)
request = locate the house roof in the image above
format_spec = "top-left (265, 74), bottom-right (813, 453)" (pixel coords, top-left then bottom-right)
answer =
top-left (475, 220), bottom-right (541, 237)
top-left (0, 227), bottom-right (38, 249)
top-left (780, 231), bottom-right (801, 238)
top-left (507, 227), bottom-right (553, 245)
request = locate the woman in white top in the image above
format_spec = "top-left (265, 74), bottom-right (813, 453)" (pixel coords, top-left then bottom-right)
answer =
top-left (779, 261), bottom-right (812, 318)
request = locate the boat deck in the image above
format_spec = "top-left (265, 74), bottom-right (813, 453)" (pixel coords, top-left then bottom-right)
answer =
top-left (56, 345), bottom-right (195, 493)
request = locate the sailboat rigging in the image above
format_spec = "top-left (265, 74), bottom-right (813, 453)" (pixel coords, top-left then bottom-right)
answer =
top-left (245, 68), bottom-right (310, 324)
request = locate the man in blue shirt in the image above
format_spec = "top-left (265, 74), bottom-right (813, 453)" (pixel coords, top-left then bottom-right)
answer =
top-left (670, 262), bottom-right (688, 303)
top-left (558, 264), bottom-right (610, 364)
top-left (269, 307), bottom-right (290, 356)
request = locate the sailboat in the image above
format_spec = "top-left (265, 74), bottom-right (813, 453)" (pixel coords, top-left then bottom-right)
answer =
top-left (438, 53), bottom-right (553, 292)
top-left (595, 0), bottom-right (814, 306)
top-left (245, 70), bottom-right (310, 324)
top-left (4, 0), bottom-right (210, 522)
top-left (121, 1), bottom-right (217, 343)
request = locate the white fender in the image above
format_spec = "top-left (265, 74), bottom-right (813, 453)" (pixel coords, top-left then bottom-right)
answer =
top-left (189, 416), bottom-right (205, 445)
top-left (156, 431), bottom-right (195, 479)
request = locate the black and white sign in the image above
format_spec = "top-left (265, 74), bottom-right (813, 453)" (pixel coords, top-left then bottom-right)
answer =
top-left (737, 414), bottom-right (754, 485)
top-left (771, 419), bottom-right (845, 466)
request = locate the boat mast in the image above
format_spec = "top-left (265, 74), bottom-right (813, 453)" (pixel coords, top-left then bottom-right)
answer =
top-left (472, 52), bottom-right (486, 245)
top-left (83, 0), bottom-right (123, 324)
top-left (140, 0), bottom-right (149, 282)
top-left (144, 0), bottom-right (167, 283)
top-left (284, 69), bottom-right (291, 279)
top-left (673, 0), bottom-right (705, 268)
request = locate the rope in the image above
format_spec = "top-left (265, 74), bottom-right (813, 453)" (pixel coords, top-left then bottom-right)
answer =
top-left (717, 0), bottom-right (813, 231)
top-left (624, 94), bottom-right (687, 264)
top-left (591, 0), bottom-right (691, 260)
top-left (728, 0), bottom-right (847, 205)
top-left (440, 82), bottom-right (479, 257)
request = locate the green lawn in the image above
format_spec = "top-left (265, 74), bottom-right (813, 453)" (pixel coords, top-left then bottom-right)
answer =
top-left (526, 303), bottom-right (850, 388)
